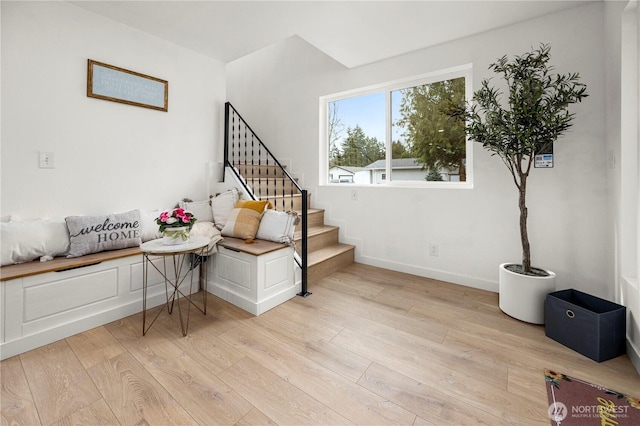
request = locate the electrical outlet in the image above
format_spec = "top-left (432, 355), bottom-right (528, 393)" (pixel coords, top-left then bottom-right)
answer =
top-left (39, 151), bottom-right (55, 169)
top-left (351, 190), bottom-right (358, 201)
top-left (429, 244), bottom-right (439, 257)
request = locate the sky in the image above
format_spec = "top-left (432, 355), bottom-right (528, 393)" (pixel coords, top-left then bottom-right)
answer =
top-left (331, 91), bottom-right (406, 149)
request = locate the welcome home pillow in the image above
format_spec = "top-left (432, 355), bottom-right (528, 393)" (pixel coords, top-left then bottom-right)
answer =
top-left (65, 210), bottom-right (141, 258)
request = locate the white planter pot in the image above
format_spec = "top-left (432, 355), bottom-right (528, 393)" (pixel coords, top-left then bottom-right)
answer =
top-left (499, 263), bottom-right (556, 324)
top-left (162, 226), bottom-right (190, 245)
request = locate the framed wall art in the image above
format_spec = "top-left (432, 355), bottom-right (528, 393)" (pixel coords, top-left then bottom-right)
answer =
top-left (87, 59), bottom-right (168, 112)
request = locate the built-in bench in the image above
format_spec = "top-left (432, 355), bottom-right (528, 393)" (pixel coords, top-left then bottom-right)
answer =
top-left (0, 237), bottom-right (300, 360)
top-left (0, 247), bottom-right (199, 360)
top-left (207, 237), bottom-right (300, 316)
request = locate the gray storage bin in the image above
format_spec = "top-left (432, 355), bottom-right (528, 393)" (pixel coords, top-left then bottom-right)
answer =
top-left (545, 289), bottom-right (626, 362)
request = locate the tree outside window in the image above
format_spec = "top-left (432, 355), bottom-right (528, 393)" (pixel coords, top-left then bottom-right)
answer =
top-left (394, 77), bottom-right (467, 181)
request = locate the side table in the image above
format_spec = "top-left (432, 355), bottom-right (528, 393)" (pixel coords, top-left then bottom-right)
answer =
top-left (140, 236), bottom-right (209, 336)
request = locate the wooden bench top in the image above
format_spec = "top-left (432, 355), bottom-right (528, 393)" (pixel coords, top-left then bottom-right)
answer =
top-left (218, 237), bottom-right (290, 256)
top-left (0, 247), bottom-right (143, 281)
top-left (1, 238), bottom-right (288, 282)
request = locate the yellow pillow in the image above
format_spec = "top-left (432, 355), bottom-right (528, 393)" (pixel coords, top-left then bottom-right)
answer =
top-left (221, 207), bottom-right (263, 242)
top-left (234, 199), bottom-right (271, 213)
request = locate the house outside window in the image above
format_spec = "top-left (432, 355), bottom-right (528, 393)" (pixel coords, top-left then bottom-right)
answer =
top-left (320, 65), bottom-right (473, 187)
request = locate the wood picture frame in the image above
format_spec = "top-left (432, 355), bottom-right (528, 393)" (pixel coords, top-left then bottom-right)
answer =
top-left (87, 59), bottom-right (168, 112)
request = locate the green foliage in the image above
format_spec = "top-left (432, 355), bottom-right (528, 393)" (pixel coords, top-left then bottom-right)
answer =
top-left (450, 44), bottom-right (588, 273)
top-left (392, 141), bottom-right (413, 159)
top-left (397, 77), bottom-right (467, 181)
top-left (332, 125), bottom-right (385, 167)
top-left (461, 44), bottom-right (588, 168)
top-left (425, 168), bottom-right (444, 181)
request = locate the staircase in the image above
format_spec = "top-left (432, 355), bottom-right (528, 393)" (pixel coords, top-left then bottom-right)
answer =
top-left (232, 162), bottom-right (355, 283)
top-left (301, 207), bottom-right (355, 283)
top-left (224, 103), bottom-right (354, 288)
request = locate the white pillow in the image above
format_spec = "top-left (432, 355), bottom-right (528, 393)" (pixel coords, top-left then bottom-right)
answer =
top-left (139, 209), bottom-right (163, 242)
top-left (179, 199), bottom-right (214, 223)
top-left (1, 219), bottom-right (70, 266)
top-left (211, 188), bottom-right (239, 230)
top-left (256, 210), bottom-right (299, 244)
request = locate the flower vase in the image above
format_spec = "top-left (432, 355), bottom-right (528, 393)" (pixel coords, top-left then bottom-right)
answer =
top-left (162, 226), bottom-right (190, 245)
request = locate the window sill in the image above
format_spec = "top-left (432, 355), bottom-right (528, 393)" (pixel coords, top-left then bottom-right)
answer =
top-left (320, 181), bottom-right (473, 189)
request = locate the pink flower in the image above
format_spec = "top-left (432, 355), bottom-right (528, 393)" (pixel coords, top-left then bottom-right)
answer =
top-left (155, 207), bottom-right (197, 233)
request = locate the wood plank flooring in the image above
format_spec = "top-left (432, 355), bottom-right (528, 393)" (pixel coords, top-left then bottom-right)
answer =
top-left (2, 263), bottom-right (639, 425)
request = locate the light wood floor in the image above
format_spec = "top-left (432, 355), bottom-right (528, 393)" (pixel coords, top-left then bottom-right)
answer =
top-left (2, 263), bottom-right (639, 425)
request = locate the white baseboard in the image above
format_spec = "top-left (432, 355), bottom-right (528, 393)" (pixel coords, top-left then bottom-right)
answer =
top-left (627, 339), bottom-right (640, 375)
top-left (356, 254), bottom-right (498, 293)
top-left (207, 281), bottom-right (299, 316)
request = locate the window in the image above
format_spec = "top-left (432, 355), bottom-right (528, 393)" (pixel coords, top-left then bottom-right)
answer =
top-left (320, 65), bottom-right (473, 187)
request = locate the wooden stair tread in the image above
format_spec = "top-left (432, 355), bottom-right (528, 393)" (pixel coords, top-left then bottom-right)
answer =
top-left (268, 207), bottom-right (323, 217)
top-left (307, 243), bottom-right (355, 266)
top-left (266, 193), bottom-right (303, 198)
top-left (294, 225), bottom-right (338, 240)
top-left (299, 208), bottom-right (323, 215)
top-left (246, 177), bottom-right (298, 182)
top-left (233, 162), bottom-right (286, 166)
top-left (290, 208), bottom-right (323, 217)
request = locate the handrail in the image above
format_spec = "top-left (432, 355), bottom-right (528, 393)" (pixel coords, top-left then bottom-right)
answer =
top-left (223, 102), bottom-right (310, 297)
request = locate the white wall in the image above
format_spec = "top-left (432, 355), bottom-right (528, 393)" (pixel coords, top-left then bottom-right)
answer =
top-left (1, 1), bottom-right (226, 220)
top-left (609, 0), bottom-right (640, 374)
top-left (226, 3), bottom-right (610, 296)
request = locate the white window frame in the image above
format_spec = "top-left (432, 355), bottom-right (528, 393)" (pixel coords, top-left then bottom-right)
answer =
top-left (319, 64), bottom-right (474, 188)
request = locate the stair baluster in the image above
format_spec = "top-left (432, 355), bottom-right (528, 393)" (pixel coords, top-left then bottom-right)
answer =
top-left (223, 102), bottom-right (310, 296)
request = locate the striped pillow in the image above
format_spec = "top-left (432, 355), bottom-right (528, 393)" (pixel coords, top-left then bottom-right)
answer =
top-left (221, 207), bottom-right (263, 242)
